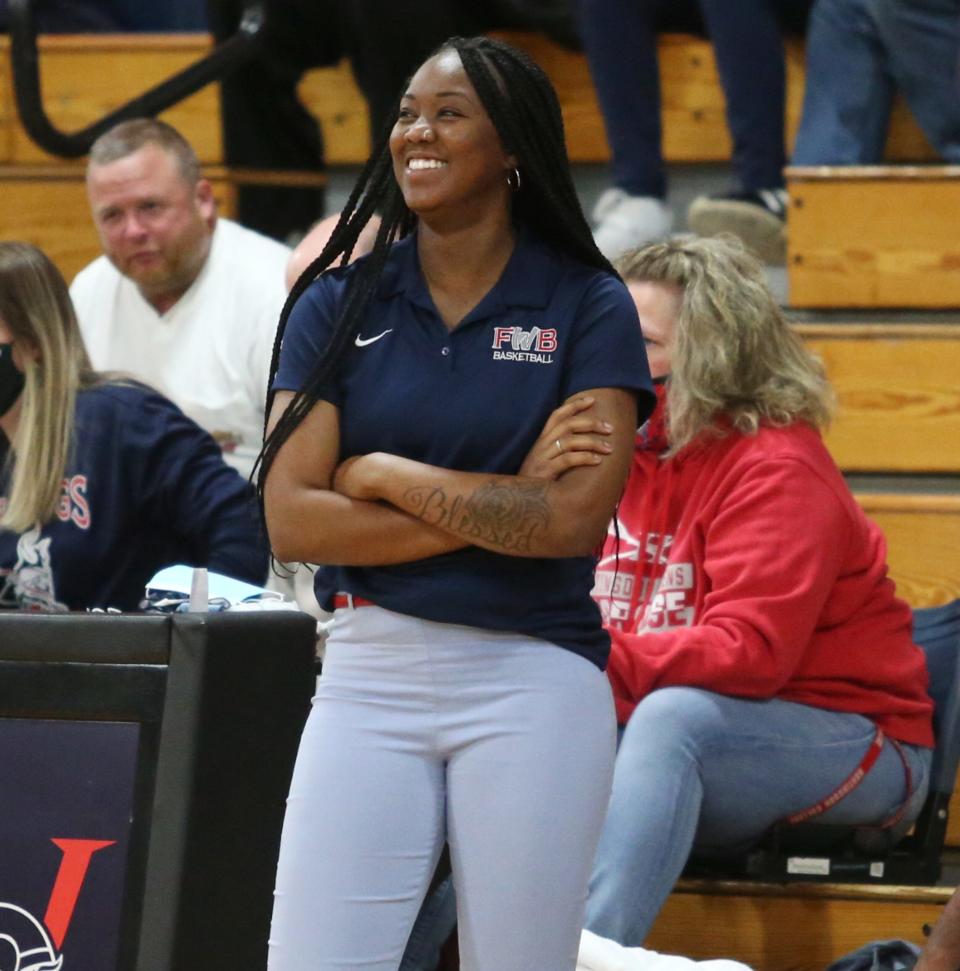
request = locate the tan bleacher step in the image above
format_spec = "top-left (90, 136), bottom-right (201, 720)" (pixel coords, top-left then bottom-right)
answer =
top-left (0, 33), bottom-right (937, 169)
top-left (855, 493), bottom-right (960, 610)
top-left (0, 34), bottom-right (223, 164)
top-left (794, 323), bottom-right (960, 472)
top-left (787, 168), bottom-right (960, 308)
top-left (0, 166), bottom-right (100, 278)
top-left (648, 879), bottom-right (951, 971)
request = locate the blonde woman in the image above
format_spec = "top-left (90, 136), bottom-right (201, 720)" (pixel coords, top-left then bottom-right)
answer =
top-left (530, 235), bottom-right (935, 959)
top-left (0, 242), bottom-right (268, 611)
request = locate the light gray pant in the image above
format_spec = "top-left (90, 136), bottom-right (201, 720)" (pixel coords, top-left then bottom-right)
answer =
top-left (268, 605), bottom-right (617, 971)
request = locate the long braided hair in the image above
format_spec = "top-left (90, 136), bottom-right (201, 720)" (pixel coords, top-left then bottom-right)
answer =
top-left (256, 34), bottom-right (614, 496)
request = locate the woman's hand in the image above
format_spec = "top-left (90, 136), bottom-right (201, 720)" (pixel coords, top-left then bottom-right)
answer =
top-left (333, 453), bottom-right (389, 501)
top-left (518, 395), bottom-right (614, 480)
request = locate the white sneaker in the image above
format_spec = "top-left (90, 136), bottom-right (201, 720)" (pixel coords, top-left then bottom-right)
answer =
top-left (578, 929), bottom-right (754, 971)
top-left (591, 188), bottom-right (674, 260)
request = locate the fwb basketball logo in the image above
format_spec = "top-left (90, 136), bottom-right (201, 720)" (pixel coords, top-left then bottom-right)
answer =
top-left (491, 326), bottom-right (557, 364)
top-left (0, 839), bottom-right (114, 970)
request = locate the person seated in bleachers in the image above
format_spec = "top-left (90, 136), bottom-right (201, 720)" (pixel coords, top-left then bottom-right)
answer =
top-left (550, 234), bottom-right (934, 961)
top-left (70, 118), bottom-right (291, 481)
top-left (578, 0), bottom-right (811, 264)
top-left (791, 0), bottom-right (960, 166)
top-left (0, 241), bottom-right (268, 612)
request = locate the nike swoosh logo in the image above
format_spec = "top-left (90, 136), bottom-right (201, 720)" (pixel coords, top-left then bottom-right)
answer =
top-left (355, 329), bottom-right (393, 348)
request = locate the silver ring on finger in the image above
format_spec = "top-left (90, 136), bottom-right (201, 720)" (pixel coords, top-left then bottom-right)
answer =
top-left (555, 438), bottom-right (564, 455)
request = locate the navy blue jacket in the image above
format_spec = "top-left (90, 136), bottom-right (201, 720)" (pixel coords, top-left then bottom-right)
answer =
top-left (0, 382), bottom-right (268, 612)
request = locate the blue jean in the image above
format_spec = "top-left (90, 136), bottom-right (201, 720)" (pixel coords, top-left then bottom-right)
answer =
top-left (576, 0), bottom-right (811, 197)
top-left (792, 0), bottom-right (960, 163)
top-left (585, 687), bottom-right (933, 945)
top-left (268, 606), bottom-right (616, 971)
top-left (399, 873), bottom-right (457, 971)
top-left (401, 685), bottom-right (933, 966)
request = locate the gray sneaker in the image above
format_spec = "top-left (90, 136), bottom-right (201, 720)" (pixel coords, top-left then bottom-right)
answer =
top-left (687, 188), bottom-right (788, 264)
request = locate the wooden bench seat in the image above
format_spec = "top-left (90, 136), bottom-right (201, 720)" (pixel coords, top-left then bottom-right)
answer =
top-left (0, 32), bottom-right (938, 169)
top-left (795, 323), bottom-right (960, 471)
top-left (787, 167), bottom-right (960, 309)
top-left (0, 34), bottom-right (223, 164)
top-left (854, 492), bottom-right (960, 611)
top-left (649, 879), bottom-right (950, 971)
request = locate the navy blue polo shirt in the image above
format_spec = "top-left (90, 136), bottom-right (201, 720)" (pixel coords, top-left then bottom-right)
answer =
top-left (275, 228), bottom-right (653, 668)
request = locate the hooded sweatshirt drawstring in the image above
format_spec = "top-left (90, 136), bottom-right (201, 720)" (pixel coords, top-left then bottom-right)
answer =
top-left (629, 382), bottom-right (677, 629)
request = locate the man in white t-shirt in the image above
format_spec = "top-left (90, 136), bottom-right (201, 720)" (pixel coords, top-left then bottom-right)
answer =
top-left (70, 118), bottom-right (291, 479)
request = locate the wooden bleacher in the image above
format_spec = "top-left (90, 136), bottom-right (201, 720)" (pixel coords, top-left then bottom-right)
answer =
top-left (796, 324), bottom-right (960, 474)
top-left (0, 35), bottom-right (222, 165)
top-left (1, 31), bottom-right (958, 971)
top-left (787, 168), bottom-right (960, 308)
top-left (0, 31), bottom-right (938, 166)
top-left (0, 30), bottom-right (941, 282)
top-left (649, 881), bottom-right (951, 971)
top-left (0, 162), bottom-right (325, 281)
top-left (860, 493), bottom-right (960, 609)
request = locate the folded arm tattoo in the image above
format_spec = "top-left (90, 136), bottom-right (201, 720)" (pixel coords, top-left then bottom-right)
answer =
top-left (403, 481), bottom-right (552, 553)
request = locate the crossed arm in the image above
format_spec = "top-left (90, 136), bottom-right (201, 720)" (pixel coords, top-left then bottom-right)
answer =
top-left (263, 388), bottom-right (635, 564)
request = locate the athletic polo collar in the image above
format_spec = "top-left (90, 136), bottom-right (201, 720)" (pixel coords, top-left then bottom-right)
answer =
top-left (378, 227), bottom-right (562, 326)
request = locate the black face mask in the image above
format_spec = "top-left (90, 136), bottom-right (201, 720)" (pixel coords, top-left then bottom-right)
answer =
top-left (0, 342), bottom-right (26, 418)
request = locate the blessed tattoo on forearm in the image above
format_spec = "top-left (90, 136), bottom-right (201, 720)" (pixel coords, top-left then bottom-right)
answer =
top-left (403, 480), bottom-right (552, 553)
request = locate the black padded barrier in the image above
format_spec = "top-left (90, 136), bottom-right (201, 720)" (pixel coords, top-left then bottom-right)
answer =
top-left (0, 610), bottom-right (317, 971)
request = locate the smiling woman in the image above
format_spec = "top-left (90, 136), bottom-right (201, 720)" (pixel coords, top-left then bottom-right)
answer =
top-left (259, 35), bottom-right (654, 971)
top-left (388, 50), bottom-right (515, 234)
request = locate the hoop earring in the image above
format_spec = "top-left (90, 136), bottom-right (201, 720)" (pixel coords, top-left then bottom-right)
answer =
top-left (506, 167), bottom-right (522, 192)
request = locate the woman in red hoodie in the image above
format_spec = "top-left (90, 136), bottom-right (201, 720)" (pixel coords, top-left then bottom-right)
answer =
top-left (540, 234), bottom-right (935, 951)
